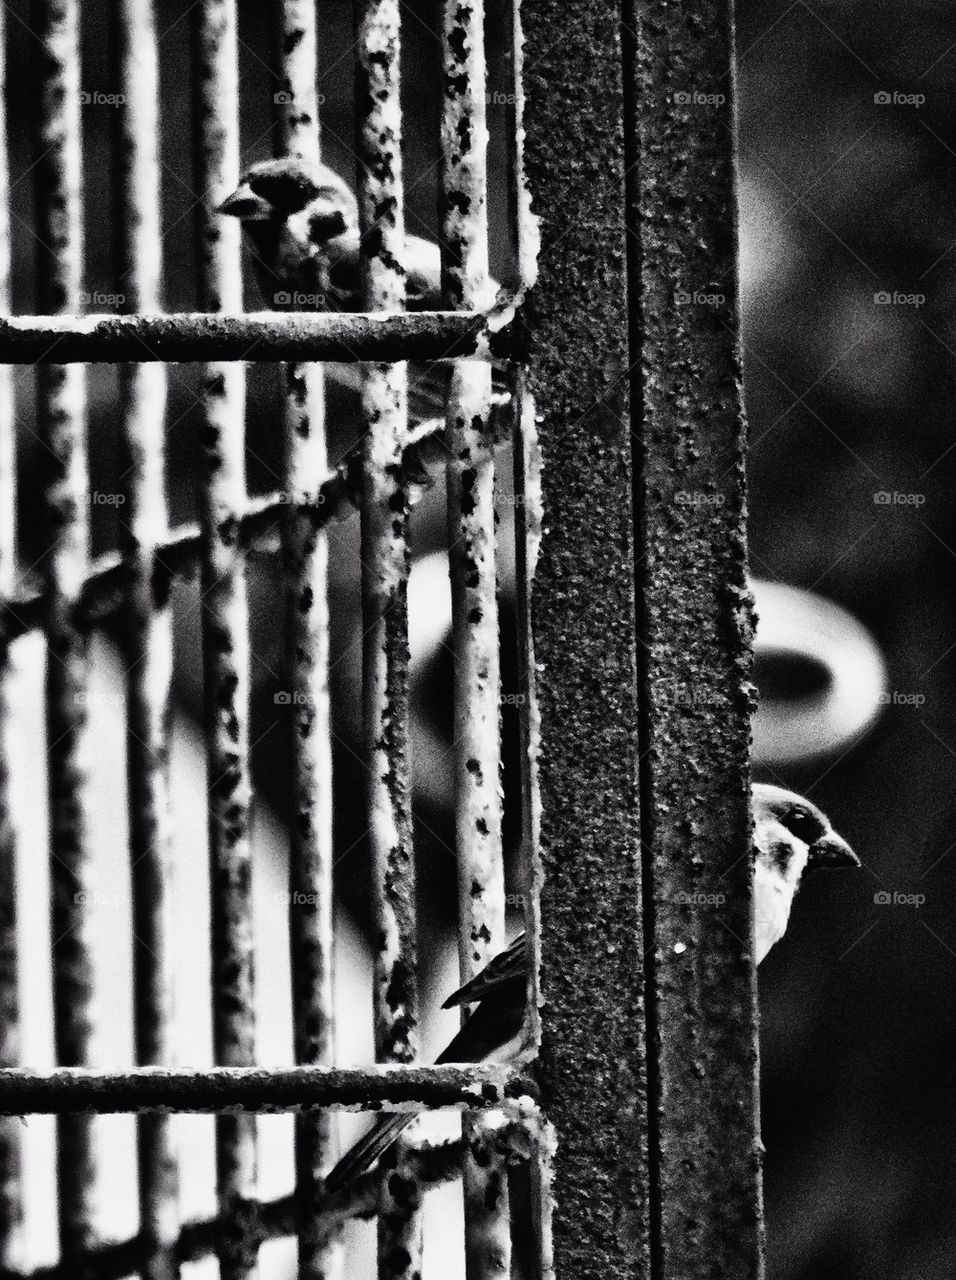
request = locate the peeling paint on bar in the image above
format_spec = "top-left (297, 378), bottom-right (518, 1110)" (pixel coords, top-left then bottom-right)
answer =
top-left (0, 409), bottom-right (513, 647)
top-left (354, 4), bottom-right (423, 1275)
top-left (192, 4), bottom-right (258, 1277)
top-left (440, 2), bottom-right (512, 1272)
top-left (32, 0), bottom-right (98, 1263)
top-left (273, 4), bottom-right (338, 1276)
top-left (0, 3), bottom-right (21, 1269)
top-left (0, 309), bottom-right (499, 364)
top-left (0, 1120), bottom-right (540, 1280)
top-left (114, 3), bottom-right (179, 1277)
top-left (520, 1), bottom-right (652, 1276)
top-left (0, 1062), bottom-right (534, 1114)
top-left (624, 4), bottom-right (763, 1277)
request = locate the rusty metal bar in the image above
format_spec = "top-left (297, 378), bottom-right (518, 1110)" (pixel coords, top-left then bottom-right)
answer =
top-left (0, 1061), bottom-right (530, 1114)
top-left (624, 6), bottom-right (763, 1279)
top-left (0, 1123), bottom-right (540, 1280)
top-left (440, 3), bottom-right (511, 1274)
top-left (32, 0), bottom-right (98, 1264)
top-left (0, 310), bottom-right (500, 364)
top-left (354, 3), bottom-right (423, 1275)
top-left (0, 5), bottom-right (21, 1268)
top-left (273, 4), bottom-right (337, 1275)
top-left (192, 4), bottom-right (257, 1277)
top-left (519, 1), bottom-right (651, 1277)
top-left (113, 3), bottom-right (179, 1276)
top-left (0, 409), bottom-right (513, 647)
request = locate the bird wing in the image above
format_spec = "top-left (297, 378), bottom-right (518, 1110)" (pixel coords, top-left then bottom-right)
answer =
top-left (441, 931), bottom-right (527, 1009)
top-left (323, 1111), bottom-right (414, 1196)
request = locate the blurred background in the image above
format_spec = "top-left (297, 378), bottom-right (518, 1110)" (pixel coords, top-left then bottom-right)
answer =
top-left (2, 0), bottom-right (956, 1276)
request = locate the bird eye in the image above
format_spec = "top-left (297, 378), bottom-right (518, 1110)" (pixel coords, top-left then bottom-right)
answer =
top-left (782, 809), bottom-right (821, 842)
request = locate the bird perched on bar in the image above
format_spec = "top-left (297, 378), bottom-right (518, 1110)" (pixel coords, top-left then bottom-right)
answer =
top-left (322, 782), bottom-right (859, 1194)
top-left (217, 157), bottom-right (500, 420)
top-left (217, 157), bottom-right (446, 313)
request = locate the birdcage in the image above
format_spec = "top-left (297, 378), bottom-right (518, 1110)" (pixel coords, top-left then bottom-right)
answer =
top-left (0, 1), bottom-right (761, 1278)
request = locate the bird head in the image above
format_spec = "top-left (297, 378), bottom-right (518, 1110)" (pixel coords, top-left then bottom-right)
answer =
top-left (752, 782), bottom-right (859, 887)
top-left (217, 158), bottom-right (358, 241)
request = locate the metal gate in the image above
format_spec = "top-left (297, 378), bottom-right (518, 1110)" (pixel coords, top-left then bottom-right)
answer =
top-left (0, 1), bottom-right (761, 1278)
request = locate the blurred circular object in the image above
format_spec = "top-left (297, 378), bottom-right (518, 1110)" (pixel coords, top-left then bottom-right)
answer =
top-left (752, 578), bottom-right (887, 765)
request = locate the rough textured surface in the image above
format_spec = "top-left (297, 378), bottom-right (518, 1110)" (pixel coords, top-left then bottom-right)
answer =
top-left (0, 1062), bottom-right (534, 1114)
top-left (520, 2), bottom-right (651, 1276)
top-left (272, 5), bottom-right (338, 1275)
top-left (0, 309), bottom-right (496, 364)
top-left (192, 3), bottom-right (258, 1276)
top-left (32, 0), bottom-right (97, 1263)
top-left (626, 3), bottom-right (763, 1278)
top-left (440, 3), bottom-right (512, 1273)
top-left (114, 4), bottom-right (178, 1277)
top-left (354, 4), bottom-right (424, 1275)
top-left (0, 2), bottom-right (21, 1268)
top-left (0, 408), bottom-right (514, 647)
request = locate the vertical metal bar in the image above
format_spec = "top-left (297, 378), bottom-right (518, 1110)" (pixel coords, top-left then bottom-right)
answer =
top-left (192, 4), bottom-right (258, 1277)
top-left (273, 6), bottom-right (337, 1278)
top-left (354, 4), bottom-right (421, 1276)
top-left (519, 1), bottom-right (651, 1277)
top-left (0, 5), bottom-right (22, 1268)
top-left (511, 377), bottom-right (548, 1276)
top-left (439, 4), bottom-right (510, 1276)
top-left (624, 5), bottom-right (763, 1278)
top-left (114, 3), bottom-right (178, 1277)
top-left (33, 0), bottom-right (97, 1265)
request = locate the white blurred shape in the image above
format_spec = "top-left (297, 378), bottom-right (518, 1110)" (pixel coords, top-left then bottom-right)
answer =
top-left (752, 578), bottom-right (886, 765)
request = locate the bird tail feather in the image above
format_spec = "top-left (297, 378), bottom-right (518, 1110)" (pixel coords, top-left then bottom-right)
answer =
top-left (324, 1112), bottom-right (414, 1195)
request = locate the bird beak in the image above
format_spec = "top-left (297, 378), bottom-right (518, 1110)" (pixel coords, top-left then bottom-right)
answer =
top-left (217, 183), bottom-right (271, 221)
top-left (807, 831), bottom-right (860, 871)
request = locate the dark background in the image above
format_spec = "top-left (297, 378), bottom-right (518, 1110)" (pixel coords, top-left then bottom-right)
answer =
top-left (3, 1), bottom-right (956, 1276)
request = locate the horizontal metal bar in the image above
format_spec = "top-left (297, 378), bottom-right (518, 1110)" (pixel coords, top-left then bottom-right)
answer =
top-left (0, 1123), bottom-right (540, 1280)
top-left (0, 310), bottom-right (500, 364)
top-left (0, 406), bottom-right (514, 645)
top-left (0, 1063), bottom-right (534, 1115)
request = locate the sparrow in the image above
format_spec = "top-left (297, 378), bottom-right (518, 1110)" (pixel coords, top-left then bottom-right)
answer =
top-left (323, 782), bottom-right (859, 1193)
top-left (217, 157), bottom-right (500, 421)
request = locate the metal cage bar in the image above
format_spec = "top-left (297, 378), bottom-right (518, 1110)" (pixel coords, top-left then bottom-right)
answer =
top-left (0, 309), bottom-right (500, 363)
top-left (192, 3), bottom-right (258, 1277)
top-left (113, 2), bottom-right (179, 1276)
top-left (354, 4), bottom-right (423, 1276)
top-left (272, 3), bottom-right (338, 1275)
top-left (33, 0), bottom-right (98, 1263)
top-left (624, 5), bottom-right (763, 1277)
top-left (439, 3), bottom-right (511, 1275)
top-left (0, 3), bottom-right (20, 1267)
